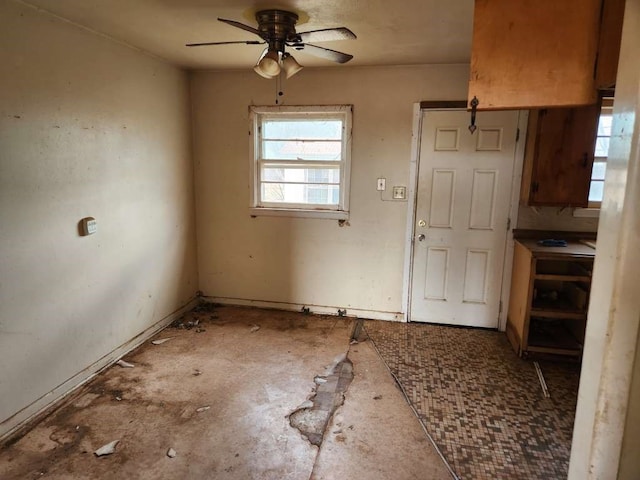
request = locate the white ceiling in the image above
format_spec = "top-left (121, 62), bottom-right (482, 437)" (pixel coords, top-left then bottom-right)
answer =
top-left (24, 0), bottom-right (474, 70)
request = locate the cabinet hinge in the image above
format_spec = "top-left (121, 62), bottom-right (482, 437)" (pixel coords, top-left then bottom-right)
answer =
top-left (507, 217), bottom-right (511, 231)
top-left (516, 128), bottom-right (520, 142)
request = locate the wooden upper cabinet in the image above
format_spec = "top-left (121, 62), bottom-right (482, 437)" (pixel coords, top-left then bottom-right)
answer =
top-left (469, 0), bottom-right (602, 110)
top-left (520, 104), bottom-right (601, 207)
top-left (595, 0), bottom-right (626, 88)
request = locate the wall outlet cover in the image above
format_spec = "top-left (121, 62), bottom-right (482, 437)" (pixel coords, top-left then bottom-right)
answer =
top-left (392, 186), bottom-right (406, 199)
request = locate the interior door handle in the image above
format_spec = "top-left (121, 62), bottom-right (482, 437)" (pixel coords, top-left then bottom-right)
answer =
top-left (417, 234), bottom-right (426, 242)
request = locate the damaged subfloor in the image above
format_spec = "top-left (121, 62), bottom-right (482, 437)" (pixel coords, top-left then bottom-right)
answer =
top-left (0, 306), bottom-right (452, 480)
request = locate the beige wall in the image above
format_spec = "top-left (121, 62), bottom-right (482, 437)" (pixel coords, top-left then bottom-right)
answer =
top-left (0, 1), bottom-right (197, 437)
top-left (191, 65), bottom-right (469, 316)
top-left (516, 206), bottom-right (599, 232)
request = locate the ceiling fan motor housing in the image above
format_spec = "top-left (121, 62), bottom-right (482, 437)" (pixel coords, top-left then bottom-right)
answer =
top-left (255, 9), bottom-right (301, 52)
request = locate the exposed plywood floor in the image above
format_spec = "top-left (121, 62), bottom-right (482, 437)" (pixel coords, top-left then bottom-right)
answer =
top-left (365, 320), bottom-right (580, 480)
top-left (0, 306), bottom-right (452, 480)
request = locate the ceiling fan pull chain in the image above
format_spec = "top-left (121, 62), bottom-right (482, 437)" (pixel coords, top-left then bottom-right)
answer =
top-left (275, 71), bottom-right (285, 105)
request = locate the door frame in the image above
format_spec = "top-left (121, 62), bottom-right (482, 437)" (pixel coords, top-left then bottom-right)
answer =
top-left (402, 103), bottom-right (528, 330)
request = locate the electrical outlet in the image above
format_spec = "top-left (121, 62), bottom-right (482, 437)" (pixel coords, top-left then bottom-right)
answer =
top-left (392, 186), bottom-right (406, 200)
top-left (377, 178), bottom-right (386, 191)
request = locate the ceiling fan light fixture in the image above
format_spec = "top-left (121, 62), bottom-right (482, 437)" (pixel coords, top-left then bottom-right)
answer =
top-left (282, 53), bottom-right (303, 78)
top-left (255, 49), bottom-right (280, 78)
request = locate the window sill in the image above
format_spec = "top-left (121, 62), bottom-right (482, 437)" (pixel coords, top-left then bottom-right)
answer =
top-left (573, 208), bottom-right (600, 218)
top-left (250, 207), bottom-right (349, 220)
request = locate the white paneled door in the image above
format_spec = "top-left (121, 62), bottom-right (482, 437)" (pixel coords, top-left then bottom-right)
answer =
top-left (410, 110), bottom-right (520, 327)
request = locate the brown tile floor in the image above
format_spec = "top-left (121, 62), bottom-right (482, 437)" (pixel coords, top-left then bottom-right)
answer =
top-left (364, 320), bottom-right (580, 480)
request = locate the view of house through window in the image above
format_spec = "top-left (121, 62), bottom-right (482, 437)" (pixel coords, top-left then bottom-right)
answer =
top-left (250, 106), bottom-right (352, 218)
top-left (589, 100), bottom-right (613, 206)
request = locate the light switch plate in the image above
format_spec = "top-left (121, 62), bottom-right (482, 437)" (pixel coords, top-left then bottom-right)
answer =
top-left (377, 178), bottom-right (386, 191)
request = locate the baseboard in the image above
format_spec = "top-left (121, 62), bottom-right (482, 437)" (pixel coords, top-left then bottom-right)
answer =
top-left (205, 296), bottom-right (404, 322)
top-left (0, 296), bottom-right (201, 443)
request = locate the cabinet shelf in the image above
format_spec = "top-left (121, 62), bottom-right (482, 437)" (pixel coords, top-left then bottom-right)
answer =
top-left (530, 309), bottom-right (587, 320)
top-left (534, 274), bottom-right (592, 282)
top-left (527, 321), bottom-right (583, 356)
top-left (506, 240), bottom-right (594, 358)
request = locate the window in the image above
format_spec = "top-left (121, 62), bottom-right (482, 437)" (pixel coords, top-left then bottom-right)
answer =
top-left (588, 100), bottom-right (613, 207)
top-left (250, 105), bottom-right (352, 219)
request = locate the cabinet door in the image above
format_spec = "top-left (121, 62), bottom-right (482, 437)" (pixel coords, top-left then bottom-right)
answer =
top-left (595, 0), bottom-right (626, 89)
top-left (469, 0), bottom-right (601, 110)
top-left (524, 105), bottom-right (600, 207)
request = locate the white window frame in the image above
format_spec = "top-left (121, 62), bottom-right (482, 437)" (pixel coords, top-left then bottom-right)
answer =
top-left (588, 101), bottom-right (613, 208)
top-left (574, 98), bottom-right (613, 218)
top-left (249, 105), bottom-right (352, 219)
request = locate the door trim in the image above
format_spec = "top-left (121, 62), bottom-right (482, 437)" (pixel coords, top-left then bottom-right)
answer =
top-left (402, 104), bottom-right (528, 330)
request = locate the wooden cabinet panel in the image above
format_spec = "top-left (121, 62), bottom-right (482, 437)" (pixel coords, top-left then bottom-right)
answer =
top-left (469, 0), bottom-right (601, 110)
top-left (506, 240), bottom-right (595, 358)
top-left (595, 0), bottom-right (626, 88)
top-left (520, 104), bottom-right (600, 207)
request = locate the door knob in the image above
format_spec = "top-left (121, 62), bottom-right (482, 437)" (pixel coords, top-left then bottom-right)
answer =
top-left (418, 234), bottom-right (426, 241)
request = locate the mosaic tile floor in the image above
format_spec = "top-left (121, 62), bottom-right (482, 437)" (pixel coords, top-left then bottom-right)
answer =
top-left (363, 321), bottom-right (581, 480)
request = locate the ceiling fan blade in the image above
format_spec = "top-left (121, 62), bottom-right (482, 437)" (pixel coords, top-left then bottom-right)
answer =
top-left (186, 40), bottom-right (264, 47)
top-left (218, 18), bottom-right (262, 37)
top-left (298, 28), bottom-right (357, 43)
top-left (295, 43), bottom-right (354, 64)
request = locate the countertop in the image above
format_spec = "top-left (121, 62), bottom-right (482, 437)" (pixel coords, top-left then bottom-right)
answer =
top-left (516, 239), bottom-right (596, 258)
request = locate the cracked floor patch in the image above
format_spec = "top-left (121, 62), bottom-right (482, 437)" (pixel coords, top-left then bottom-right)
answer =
top-left (289, 355), bottom-right (354, 446)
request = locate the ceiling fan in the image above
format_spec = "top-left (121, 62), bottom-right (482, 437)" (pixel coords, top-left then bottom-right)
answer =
top-left (186, 9), bottom-right (356, 79)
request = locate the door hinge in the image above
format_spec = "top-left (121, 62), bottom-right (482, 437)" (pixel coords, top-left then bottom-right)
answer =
top-left (507, 217), bottom-right (511, 231)
top-left (516, 128), bottom-right (520, 142)
top-left (499, 300), bottom-right (503, 313)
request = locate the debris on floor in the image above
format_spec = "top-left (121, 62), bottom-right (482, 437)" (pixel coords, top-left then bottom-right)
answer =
top-left (249, 324), bottom-right (260, 333)
top-left (166, 448), bottom-right (177, 458)
top-left (534, 361), bottom-right (551, 398)
top-left (193, 369), bottom-right (202, 376)
top-left (171, 317), bottom-right (201, 330)
top-left (296, 400), bottom-right (314, 410)
top-left (196, 406), bottom-right (210, 413)
top-left (151, 338), bottom-right (173, 345)
top-left (192, 302), bottom-right (218, 313)
top-left (94, 440), bottom-right (119, 457)
top-left (115, 359), bottom-right (135, 368)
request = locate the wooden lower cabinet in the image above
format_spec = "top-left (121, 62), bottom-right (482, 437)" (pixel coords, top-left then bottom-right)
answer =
top-left (506, 240), bottom-right (595, 357)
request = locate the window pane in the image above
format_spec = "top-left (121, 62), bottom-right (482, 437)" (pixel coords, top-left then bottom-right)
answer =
top-left (262, 167), bottom-right (340, 184)
top-left (588, 180), bottom-right (604, 203)
top-left (262, 168), bottom-right (285, 182)
top-left (597, 114), bottom-right (612, 136)
top-left (262, 140), bottom-right (342, 161)
top-left (262, 183), bottom-right (286, 202)
top-left (305, 185), bottom-right (340, 205)
top-left (261, 183), bottom-right (340, 205)
top-left (595, 137), bottom-right (610, 157)
top-left (591, 161), bottom-right (606, 181)
top-left (263, 120), bottom-right (342, 140)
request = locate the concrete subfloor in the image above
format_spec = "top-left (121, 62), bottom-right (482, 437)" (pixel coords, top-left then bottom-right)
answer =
top-left (0, 306), bottom-right (451, 480)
